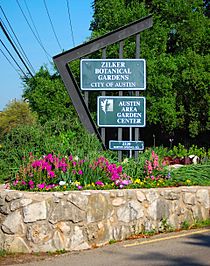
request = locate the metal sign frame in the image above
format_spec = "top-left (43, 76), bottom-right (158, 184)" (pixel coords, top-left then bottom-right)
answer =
top-left (53, 15), bottom-right (153, 150)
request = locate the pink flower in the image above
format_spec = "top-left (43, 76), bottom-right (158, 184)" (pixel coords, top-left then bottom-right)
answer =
top-left (77, 185), bottom-right (83, 190)
top-left (46, 154), bottom-right (53, 163)
top-left (28, 180), bottom-right (34, 189)
top-left (69, 155), bottom-right (73, 161)
top-left (46, 164), bottom-right (52, 172)
top-left (72, 161), bottom-right (77, 167)
top-left (121, 179), bottom-right (131, 186)
top-left (151, 175), bottom-right (155, 180)
top-left (117, 165), bottom-right (123, 173)
top-left (95, 181), bottom-right (104, 186)
top-left (37, 183), bottom-right (45, 189)
top-left (111, 172), bottom-right (120, 181)
top-left (78, 170), bottom-right (83, 175)
top-left (48, 171), bottom-right (55, 178)
top-left (13, 180), bottom-right (19, 186)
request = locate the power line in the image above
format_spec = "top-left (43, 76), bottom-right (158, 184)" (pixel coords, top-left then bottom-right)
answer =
top-left (0, 8), bottom-right (36, 74)
top-left (23, 0), bottom-right (51, 63)
top-left (66, 0), bottom-right (75, 47)
top-left (43, 0), bottom-right (63, 51)
top-left (0, 39), bottom-right (27, 78)
top-left (0, 47), bottom-right (20, 76)
top-left (0, 20), bottom-right (33, 77)
top-left (15, 0), bottom-right (51, 59)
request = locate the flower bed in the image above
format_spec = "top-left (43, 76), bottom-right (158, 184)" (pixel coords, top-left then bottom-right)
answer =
top-left (6, 150), bottom-right (210, 192)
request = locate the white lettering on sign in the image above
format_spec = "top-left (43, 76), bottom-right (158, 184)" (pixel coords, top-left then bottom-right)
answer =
top-left (115, 82), bottom-right (136, 87)
top-left (94, 61), bottom-right (132, 83)
top-left (117, 118), bottom-right (141, 124)
top-left (101, 62), bottom-right (126, 68)
top-left (117, 112), bottom-right (141, 118)
top-left (119, 101), bottom-right (141, 107)
top-left (90, 82), bottom-right (105, 87)
top-left (98, 75), bottom-right (129, 81)
top-left (95, 68), bottom-right (131, 74)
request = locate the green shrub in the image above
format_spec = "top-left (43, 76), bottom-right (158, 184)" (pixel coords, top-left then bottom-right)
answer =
top-left (0, 118), bottom-right (103, 183)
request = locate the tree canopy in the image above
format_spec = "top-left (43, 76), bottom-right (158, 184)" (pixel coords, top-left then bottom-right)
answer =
top-left (22, 66), bottom-right (76, 124)
top-left (90, 0), bottom-right (210, 145)
top-left (0, 99), bottom-right (36, 139)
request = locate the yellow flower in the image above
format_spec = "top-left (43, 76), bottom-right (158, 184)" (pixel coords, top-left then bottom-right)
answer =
top-left (74, 181), bottom-right (80, 185)
top-left (186, 179), bottom-right (191, 184)
top-left (134, 178), bottom-right (141, 184)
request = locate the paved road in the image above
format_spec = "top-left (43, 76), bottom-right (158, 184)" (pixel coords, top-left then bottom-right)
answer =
top-left (7, 228), bottom-right (210, 266)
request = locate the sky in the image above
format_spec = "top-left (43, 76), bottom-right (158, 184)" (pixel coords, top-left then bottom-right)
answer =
top-left (0, 0), bottom-right (93, 110)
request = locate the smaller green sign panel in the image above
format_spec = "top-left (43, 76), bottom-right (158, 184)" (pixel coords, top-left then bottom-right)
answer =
top-left (81, 59), bottom-right (146, 91)
top-left (97, 96), bottom-right (146, 127)
top-left (109, 140), bottom-right (144, 151)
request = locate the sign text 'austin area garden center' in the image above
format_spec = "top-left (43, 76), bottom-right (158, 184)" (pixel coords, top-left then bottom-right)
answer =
top-left (97, 96), bottom-right (146, 127)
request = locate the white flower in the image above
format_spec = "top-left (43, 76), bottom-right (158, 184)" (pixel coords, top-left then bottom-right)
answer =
top-left (74, 156), bottom-right (79, 161)
top-left (59, 181), bottom-right (66, 186)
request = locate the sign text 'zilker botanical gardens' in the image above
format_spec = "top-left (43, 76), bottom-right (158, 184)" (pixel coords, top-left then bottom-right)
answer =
top-left (97, 96), bottom-right (146, 127)
top-left (81, 59), bottom-right (146, 90)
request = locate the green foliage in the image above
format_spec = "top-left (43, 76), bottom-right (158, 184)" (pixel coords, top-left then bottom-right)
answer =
top-left (0, 118), bottom-right (103, 183)
top-left (170, 162), bottom-right (210, 186)
top-left (0, 100), bottom-right (36, 139)
top-left (168, 143), bottom-right (208, 159)
top-left (159, 218), bottom-right (174, 233)
top-left (22, 66), bottom-right (76, 124)
top-left (90, 0), bottom-right (210, 141)
top-left (181, 220), bottom-right (190, 230)
top-left (0, 249), bottom-right (7, 257)
top-left (181, 219), bottom-right (210, 230)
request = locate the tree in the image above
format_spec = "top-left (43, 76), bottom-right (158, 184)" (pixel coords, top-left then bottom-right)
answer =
top-left (0, 99), bottom-right (36, 139)
top-left (22, 66), bottom-right (76, 124)
top-left (90, 0), bottom-right (210, 145)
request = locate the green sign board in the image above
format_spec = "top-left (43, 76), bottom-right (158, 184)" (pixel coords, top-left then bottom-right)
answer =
top-left (109, 140), bottom-right (144, 151)
top-left (81, 59), bottom-right (146, 91)
top-left (97, 96), bottom-right (146, 127)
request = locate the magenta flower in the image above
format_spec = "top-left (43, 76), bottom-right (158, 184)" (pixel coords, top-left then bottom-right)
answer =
top-left (77, 185), bottom-right (83, 190)
top-left (46, 164), bottom-right (52, 172)
top-left (95, 181), bottom-right (104, 186)
top-left (117, 165), bottom-right (123, 173)
top-left (37, 183), bottom-right (45, 189)
top-left (78, 170), bottom-right (83, 175)
top-left (111, 172), bottom-right (120, 181)
top-left (121, 179), bottom-right (131, 186)
top-left (46, 153), bottom-right (54, 163)
top-left (151, 175), bottom-right (155, 180)
top-left (28, 180), bottom-right (34, 189)
top-left (13, 180), bottom-right (19, 186)
top-left (69, 155), bottom-right (73, 161)
top-left (48, 171), bottom-right (55, 178)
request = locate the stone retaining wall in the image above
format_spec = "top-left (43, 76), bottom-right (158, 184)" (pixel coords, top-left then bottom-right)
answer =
top-left (0, 186), bottom-right (209, 253)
